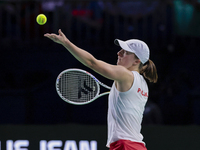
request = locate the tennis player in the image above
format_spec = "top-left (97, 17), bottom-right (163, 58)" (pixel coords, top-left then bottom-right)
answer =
top-left (44, 29), bottom-right (158, 150)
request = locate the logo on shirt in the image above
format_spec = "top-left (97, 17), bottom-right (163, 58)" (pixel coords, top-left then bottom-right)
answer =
top-left (137, 88), bottom-right (148, 97)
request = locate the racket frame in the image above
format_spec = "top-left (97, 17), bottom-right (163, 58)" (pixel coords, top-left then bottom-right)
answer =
top-left (56, 68), bottom-right (111, 105)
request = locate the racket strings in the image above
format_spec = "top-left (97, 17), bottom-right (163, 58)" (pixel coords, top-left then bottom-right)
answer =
top-left (57, 71), bottom-right (98, 103)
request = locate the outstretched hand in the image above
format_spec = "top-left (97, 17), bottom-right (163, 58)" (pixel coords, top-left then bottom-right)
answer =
top-left (44, 29), bottom-right (67, 45)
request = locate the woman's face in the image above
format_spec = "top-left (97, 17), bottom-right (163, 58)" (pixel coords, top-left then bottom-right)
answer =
top-left (117, 49), bottom-right (138, 68)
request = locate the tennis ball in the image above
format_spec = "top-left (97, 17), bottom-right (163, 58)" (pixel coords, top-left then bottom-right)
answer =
top-left (36, 14), bottom-right (47, 25)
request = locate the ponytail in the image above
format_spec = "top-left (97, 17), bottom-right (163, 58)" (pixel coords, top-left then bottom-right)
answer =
top-left (139, 59), bottom-right (158, 83)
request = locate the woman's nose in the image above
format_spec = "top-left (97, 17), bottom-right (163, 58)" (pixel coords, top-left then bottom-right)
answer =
top-left (117, 51), bottom-right (120, 56)
top-left (117, 50), bottom-right (123, 56)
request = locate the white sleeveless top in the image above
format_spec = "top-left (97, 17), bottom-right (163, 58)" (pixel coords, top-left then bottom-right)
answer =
top-left (106, 71), bottom-right (148, 147)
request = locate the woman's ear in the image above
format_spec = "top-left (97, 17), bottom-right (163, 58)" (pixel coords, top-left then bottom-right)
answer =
top-left (136, 59), bottom-right (141, 64)
top-left (133, 59), bottom-right (141, 65)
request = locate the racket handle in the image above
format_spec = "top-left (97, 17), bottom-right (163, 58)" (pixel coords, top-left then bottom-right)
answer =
top-left (98, 91), bottom-right (110, 98)
top-left (89, 73), bottom-right (111, 90)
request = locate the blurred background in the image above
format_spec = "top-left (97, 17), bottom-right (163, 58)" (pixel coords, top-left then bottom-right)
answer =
top-left (0, 0), bottom-right (200, 149)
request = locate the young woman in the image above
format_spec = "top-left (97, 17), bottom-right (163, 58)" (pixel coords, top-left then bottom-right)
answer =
top-left (44, 29), bottom-right (158, 150)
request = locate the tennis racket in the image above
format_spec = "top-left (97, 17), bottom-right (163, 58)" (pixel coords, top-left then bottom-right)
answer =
top-left (56, 68), bottom-right (111, 105)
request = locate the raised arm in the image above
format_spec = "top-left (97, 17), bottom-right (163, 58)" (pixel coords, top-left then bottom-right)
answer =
top-left (44, 29), bottom-right (133, 84)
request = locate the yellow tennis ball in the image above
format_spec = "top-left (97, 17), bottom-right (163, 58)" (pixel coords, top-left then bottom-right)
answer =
top-left (36, 14), bottom-right (47, 25)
